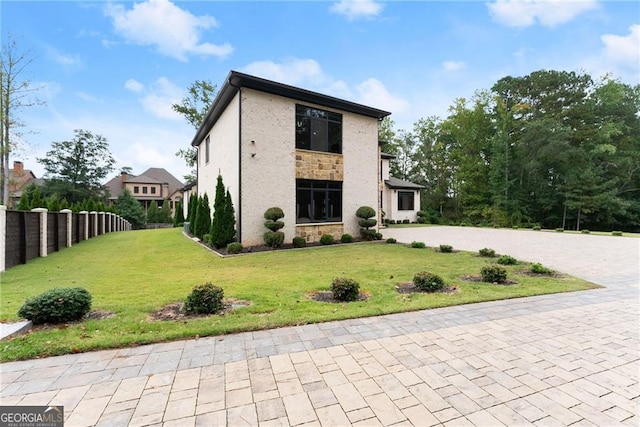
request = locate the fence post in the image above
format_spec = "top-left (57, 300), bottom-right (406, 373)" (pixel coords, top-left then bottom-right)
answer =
top-left (80, 211), bottom-right (89, 240)
top-left (106, 212), bottom-right (112, 233)
top-left (61, 209), bottom-right (73, 247)
top-left (32, 207), bottom-right (48, 257)
top-left (90, 211), bottom-right (98, 238)
top-left (99, 212), bottom-right (106, 235)
top-left (0, 205), bottom-right (6, 273)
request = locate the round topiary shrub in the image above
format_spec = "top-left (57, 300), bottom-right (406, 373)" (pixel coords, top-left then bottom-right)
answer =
top-left (293, 236), bottom-right (307, 248)
top-left (341, 233), bottom-right (354, 243)
top-left (184, 283), bottom-right (224, 315)
top-left (410, 241), bottom-right (426, 249)
top-left (264, 207), bottom-right (285, 221)
top-left (226, 242), bottom-right (243, 254)
top-left (439, 244), bottom-right (453, 253)
top-left (416, 217), bottom-right (426, 224)
top-left (356, 206), bottom-right (377, 241)
top-left (497, 255), bottom-right (517, 265)
top-left (478, 248), bottom-right (496, 257)
top-left (264, 231), bottom-right (285, 248)
top-left (386, 238), bottom-right (397, 244)
top-left (355, 206), bottom-right (376, 219)
top-left (18, 287), bottom-right (92, 325)
top-left (330, 277), bottom-right (360, 302)
top-left (264, 220), bottom-right (285, 232)
top-left (481, 266), bottom-right (508, 284)
top-left (320, 234), bottom-right (335, 245)
top-left (413, 271), bottom-right (445, 292)
top-left (374, 232), bottom-right (383, 240)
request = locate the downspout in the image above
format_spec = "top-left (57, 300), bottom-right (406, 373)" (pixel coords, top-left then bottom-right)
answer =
top-left (229, 78), bottom-right (242, 243)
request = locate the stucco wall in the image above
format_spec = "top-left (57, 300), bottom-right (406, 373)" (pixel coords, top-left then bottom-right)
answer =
top-left (239, 88), bottom-right (297, 246)
top-left (386, 188), bottom-right (422, 223)
top-left (197, 94), bottom-right (240, 229)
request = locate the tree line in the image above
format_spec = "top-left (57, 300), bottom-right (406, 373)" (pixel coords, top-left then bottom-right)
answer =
top-left (382, 70), bottom-right (639, 232)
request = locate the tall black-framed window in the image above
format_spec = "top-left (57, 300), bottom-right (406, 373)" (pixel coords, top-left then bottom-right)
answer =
top-left (398, 191), bottom-right (414, 211)
top-left (296, 180), bottom-right (342, 223)
top-left (295, 105), bottom-right (342, 154)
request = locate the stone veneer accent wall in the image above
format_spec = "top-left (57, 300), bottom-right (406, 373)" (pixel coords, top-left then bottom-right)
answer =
top-left (296, 223), bottom-right (344, 242)
top-left (295, 150), bottom-right (344, 181)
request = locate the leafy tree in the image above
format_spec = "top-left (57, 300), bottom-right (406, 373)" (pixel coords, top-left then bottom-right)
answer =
top-left (38, 129), bottom-right (115, 204)
top-left (172, 80), bottom-right (217, 183)
top-left (115, 189), bottom-right (145, 229)
top-left (16, 190), bottom-right (29, 210)
top-left (1, 34), bottom-right (45, 205)
top-left (194, 193), bottom-right (211, 240)
top-left (173, 200), bottom-right (185, 227)
top-left (146, 200), bottom-right (160, 223)
top-left (209, 175), bottom-right (235, 248)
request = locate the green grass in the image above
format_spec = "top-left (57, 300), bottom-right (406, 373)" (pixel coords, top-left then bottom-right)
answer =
top-left (0, 228), bottom-right (599, 362)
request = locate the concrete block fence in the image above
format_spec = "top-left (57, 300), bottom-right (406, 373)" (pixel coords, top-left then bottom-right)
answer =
top-left (0, 206), bottom-right (131, 272)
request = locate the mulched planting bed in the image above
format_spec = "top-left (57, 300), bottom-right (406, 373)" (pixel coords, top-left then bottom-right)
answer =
top-left (460, 275), bottom-right (518, 285)
top-left (395, 282), bottom-right (459, 294)
top-left (307, 291), bottom-right (370, 303)
top-left (149, 299), bottom-right (252, 321)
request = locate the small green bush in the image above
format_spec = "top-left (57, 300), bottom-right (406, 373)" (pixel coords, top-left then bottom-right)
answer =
top-left (389, 220), bottom-right (396, 224)
top-left (481, 266), bottom-right (508, 284)
top-left (556, 228), bottom-right (564, 232)
top-left (264, 231), bottom-right (285, 248)
top-left (512, 225), bottom-right (519, 229)
top-left (439, 244), bottom-right (453, 253)
top-left (18, 287), bottom-right (92, 325)
top-left (330, 277), bottom-right (360, 302)
top-left (581, 229), bottom-right (590, 234)
top-left (226, 242), bottom-right (243, 254)
top-left (417, 210), bottom-right (426, 218)
top-left (184, 283), bottom-right (224, 315)
top-left (612, 231), bottom-right (623, 236)
top-left (532, 225), bottom-right (541, 231)
top-left (293, 236), bottom-right (307, 248)
top-left (478, 248), bottom-right (496, 257)
top-left (530, 263), bottom-right (553, 275)
top-left (374, 232), bottom-right (383, 240)
top-left (410, 241), bottom-right (426, 249)
top-left (360, 229), bottom-right (377, 241)
top-left (413, 271), bottom-right (445, 292)
top-left (497, 255), bottom-right (517, 265)
top-left (264, 220), bottom-right (285, 232)
top-left (341, 233), bottom-right (354, 243)
top-left (264, 207), bottom-right (285, 221)
top-left (386, 238), bottom-right (397, 244)
top-left (355, 206), bottom-right (376, 219)
top-left (320, 234), bottom-right (335, 245)
top-left (416, 217), bottom-right (426, 224)
top-left (402, 219), bottom-right (411, 224)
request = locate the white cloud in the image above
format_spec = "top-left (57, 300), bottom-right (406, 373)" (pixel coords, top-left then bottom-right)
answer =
top-left (355, 78), bottom-right (408, 113)
top-left (330, 0), bottom-right (383, 21)
top-left (104, 0), bottom-right (233, 61)
top-left (442, 61), bottom-right (467, 71)
top-left (242, 58), bottom-right (407, 114)
top-left (47, 47), bottom-right (83, 70)
top-left (487, 0), bottom-right (598, 28)
top-left (138, 77), bottom-right (183, 120)
top-left (125, 79), bottom-right (145, 93)
top-left (601, 24), bottom-right (640, 68)
top-left (77, 92), bottom-right (103, 103)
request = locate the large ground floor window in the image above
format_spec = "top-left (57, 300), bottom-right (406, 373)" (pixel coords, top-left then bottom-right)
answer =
top-left (398, 191), bottom-right (415, 211)
top-left (296, 179), bottom-right (342, 223)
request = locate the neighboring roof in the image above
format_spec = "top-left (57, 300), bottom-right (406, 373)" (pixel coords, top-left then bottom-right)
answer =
top-left (192, 70), bottom-right (392, 147)
top-left (104, 168), bottom-right (184, 199)
top-left (9, 168), bottom-right (37, 192)
top-left (12, 178), bottom-right (44, 198)
top-left (385, 176), bottom-right (425, 190)
top-left (381, 152), bottom-right (396, 159)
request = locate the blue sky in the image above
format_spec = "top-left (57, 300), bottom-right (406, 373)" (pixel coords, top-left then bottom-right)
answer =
top-left (2, 0), bottom-right (639, 182)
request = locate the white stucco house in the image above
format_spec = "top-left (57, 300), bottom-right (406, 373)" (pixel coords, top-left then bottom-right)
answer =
top-left (380, 152), bottom-right (425, 223)
top-left (191, 71), bottom-right (391, 246)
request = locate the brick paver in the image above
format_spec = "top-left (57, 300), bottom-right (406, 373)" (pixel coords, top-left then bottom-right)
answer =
top-left (1, 227), bottom-right (638, 426)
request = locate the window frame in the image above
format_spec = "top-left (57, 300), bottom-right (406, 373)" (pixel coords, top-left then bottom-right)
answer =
top-left (205, 135), bottom-right (210, 164)
top-left (296, 179), bottom-right (343, 224)
top-left (133, 186), bottom-right (139, 194)
top-left (295, 104), bottom-right (342, 154)
top-left (397, 191), bottom-right (415, 211)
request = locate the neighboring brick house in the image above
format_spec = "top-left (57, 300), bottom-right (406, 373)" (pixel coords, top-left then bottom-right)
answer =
top-left (191, 71), bottom-right (391, 246)
top-left (8, 161), bottom-right (43, 208)
top-left (380, 152), bottom-right (425, 223)
top-left (105, 168), bottom-right (184, 215)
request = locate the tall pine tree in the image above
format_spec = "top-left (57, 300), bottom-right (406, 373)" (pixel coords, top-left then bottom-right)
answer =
top-left (194, 194), bottom-right (211, 239)
top-left (210, 175), bottom-right (236, 248)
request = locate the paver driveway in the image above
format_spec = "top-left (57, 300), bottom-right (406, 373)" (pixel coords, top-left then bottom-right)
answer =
top-left (1, 226), bottom-right (638, 426)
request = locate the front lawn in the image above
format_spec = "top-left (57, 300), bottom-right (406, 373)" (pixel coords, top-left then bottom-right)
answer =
top-left (0, 228), bottom-right (599, 362)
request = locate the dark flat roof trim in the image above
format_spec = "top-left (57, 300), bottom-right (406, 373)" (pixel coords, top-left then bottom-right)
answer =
top-left (192, 71), bottom-right (392, 147)
top-left (385, 177), bottom-right (425, 189)
top-left (381, 151), bottom-right (396, 159)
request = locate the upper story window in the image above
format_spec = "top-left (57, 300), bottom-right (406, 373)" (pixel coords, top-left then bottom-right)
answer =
top-left (151, 187), bottom-right (156, 194)
top-left (133, 186), bottom-right (139, 194)
top-left (142, 187), bottom-right (148, 194)
top-left (205, 136), bottom-right (210, 164)
top-left (296, 105), bottom-right (342, 154)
